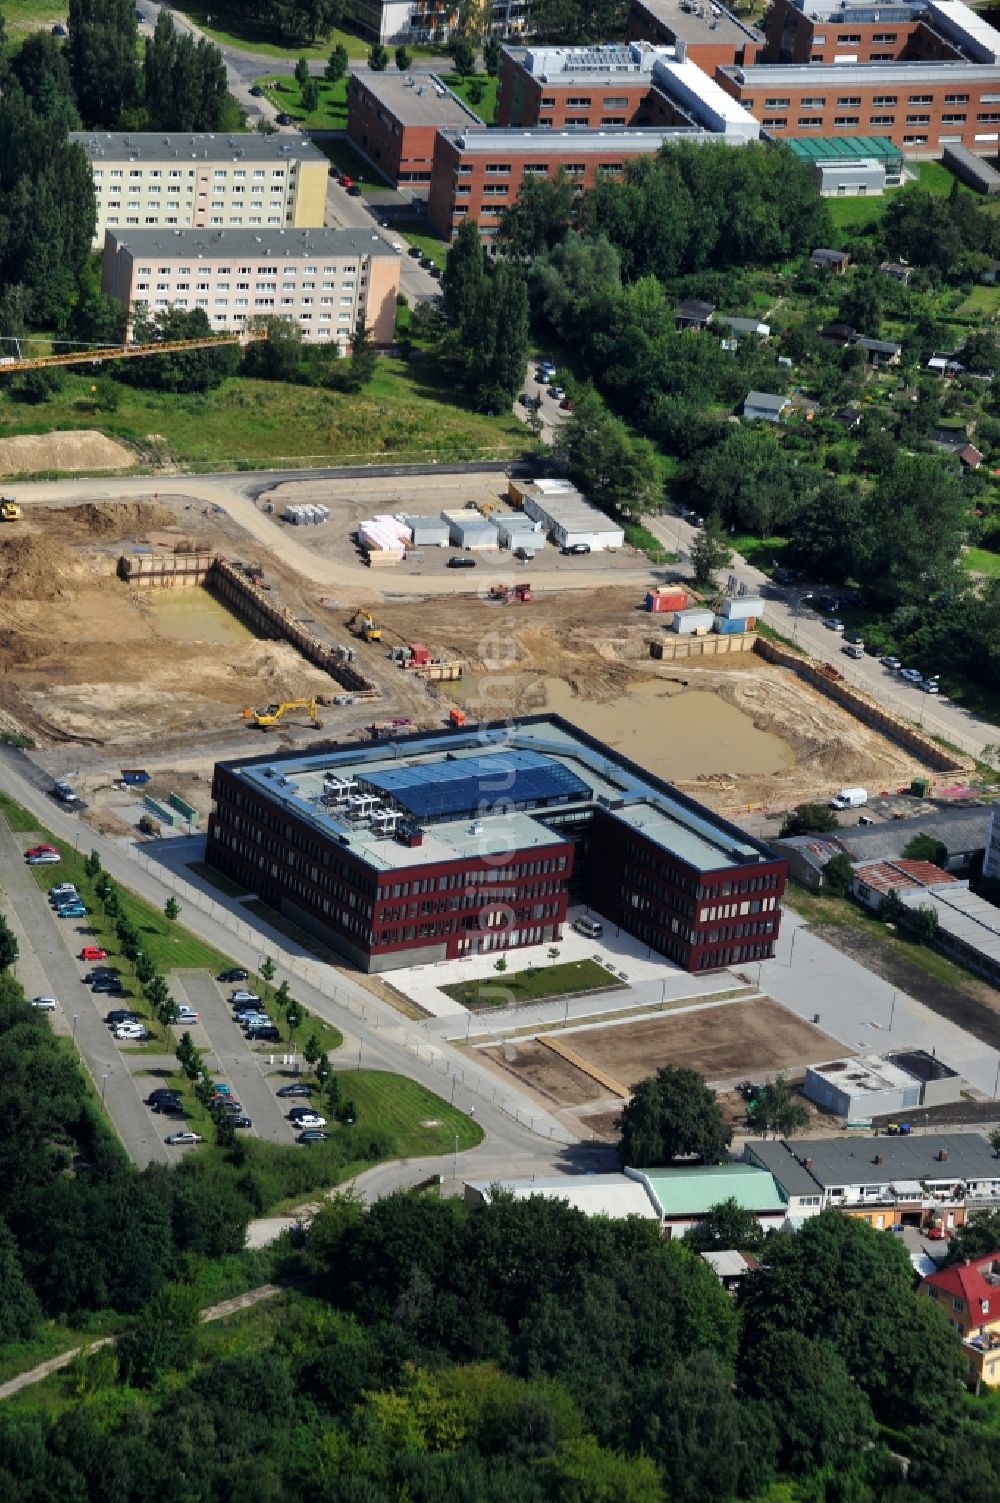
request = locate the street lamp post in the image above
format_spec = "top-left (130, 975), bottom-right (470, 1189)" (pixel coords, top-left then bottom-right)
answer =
top-left (100, 1072), bottom-right (110, 1107)
top-left (72, 1013), bottom-right (78, 1045)
top-left (888, 991), bottom-right (897, 1031)
top-left (453, 1130), bottom-right (459, 1182)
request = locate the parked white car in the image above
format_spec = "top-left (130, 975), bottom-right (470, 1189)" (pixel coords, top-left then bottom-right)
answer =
top-left (30, 996), bottom-right (58, 1010)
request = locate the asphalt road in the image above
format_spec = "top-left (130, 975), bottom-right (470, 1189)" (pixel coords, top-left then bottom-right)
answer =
top-left (0, 814), bottom-right (170, 1167)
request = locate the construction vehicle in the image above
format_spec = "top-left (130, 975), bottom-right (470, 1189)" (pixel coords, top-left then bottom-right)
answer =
top-left (449, 707), bottom-right (467, 728)
top-left (488, 582), bottom-right (532, 604)
top-left (0, 497), bottom-right (21, 520)
top-left (347, 609), bottom-right (383, 643)
top-left (244, 698), bottom-right (322, 731)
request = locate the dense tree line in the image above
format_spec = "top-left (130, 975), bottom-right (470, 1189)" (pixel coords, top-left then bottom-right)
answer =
top-left (223, 0), bottom-right (346, 44)
top-left (441, 220), bottom-right (529, 410)
top-left (529, 0), bottom-right (629, 43)
top-left (0, 1191), bottom-right (990, 1501)
top-left (143, 12), bottom-right (229, 132)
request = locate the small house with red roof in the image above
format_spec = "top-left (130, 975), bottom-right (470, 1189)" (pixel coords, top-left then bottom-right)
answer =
top-left (921, 1253), bottom-right (1000, 1389)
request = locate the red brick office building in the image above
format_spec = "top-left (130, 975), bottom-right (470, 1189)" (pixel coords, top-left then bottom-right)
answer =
top-left (497, 44), bottom-right (666, 128)
top-left (347, 70), bottom-right (482, 186)
top-left (761, 0), bottom-right (963, 65)
top-left (628, 0), bottom-right (764, 70)
top-left (717, 58), bottom-right (1000, 152)
top-left (206, 716), bottom-right (786, 974)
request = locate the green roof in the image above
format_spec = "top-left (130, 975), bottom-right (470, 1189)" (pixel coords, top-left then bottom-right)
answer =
top-left (788, 135), bottom-right (902, 165)
top-left (637, 1163), bottom-right (786, 1217)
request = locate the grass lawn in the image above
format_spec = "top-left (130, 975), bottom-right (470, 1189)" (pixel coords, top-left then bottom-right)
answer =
top-left (963, 545), bottom-right (1000, 576)
top-left (442, 71), bottom-right (498, 122)
top-left (0, 362), bottom-right (533, 471)
top-left (1, 0), bottom-right (65, 43)
top-left (177, 6), bottom-right (442, 61)
top-left (397, 226), bottom-right (450, 267)
top-left (729, 532), bottom-right (792, 572)
top-left (826, 160), bottom-right (962, 239)
top-left (315, 136), bottom-right (392, 190)
top-left (255, 73), bottom-right (347, 128)
top-left (957, 285), bottom-right (1000, 317)
top-left (441, 957), bottom-right (619, 1009)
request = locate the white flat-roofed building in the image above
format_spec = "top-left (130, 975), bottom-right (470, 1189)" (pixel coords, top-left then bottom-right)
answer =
top-left (652, 49), bottom-right (762, 138)
top-left (101, 226), bottom-right (401, 348)
top-left (464, 1173), bottom-right (661, 1218)
top-left (73, 131), bottom-right (330, 247)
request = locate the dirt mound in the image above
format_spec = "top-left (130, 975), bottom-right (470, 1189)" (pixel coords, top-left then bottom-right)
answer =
top-left (0, 533), bottom-right (80, 600)
top-left (0, 430), bottom-right (133, 476)
top-left (68, 500), bottom-right (176, 536)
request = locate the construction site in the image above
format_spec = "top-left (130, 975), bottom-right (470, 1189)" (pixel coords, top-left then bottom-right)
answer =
top-left (0, 485), bottom-right (959, 831)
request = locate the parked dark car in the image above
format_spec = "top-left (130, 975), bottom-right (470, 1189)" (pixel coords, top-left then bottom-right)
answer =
top-left (447, 556), bottom-right (476, 569)
top-left (276, 112), bottom-right (293, 125)
top-left (218, 967), bottom-right (249, 983)
top-left (276, 1083), bottom-right (312, 1098)
top-left (245, 1025), bottom-right (281, 1042)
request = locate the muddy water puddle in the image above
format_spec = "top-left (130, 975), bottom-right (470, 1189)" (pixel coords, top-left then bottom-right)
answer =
top-left (452, 671), bottom-right (794, 780)
top-left (144, 588), bottom-right (252, 645)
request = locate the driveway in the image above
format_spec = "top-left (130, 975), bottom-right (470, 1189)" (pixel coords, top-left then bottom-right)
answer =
top-left (173, 970), bottom-right (294, 1143)
top-left (0, 816), bottom-right (169, 1166)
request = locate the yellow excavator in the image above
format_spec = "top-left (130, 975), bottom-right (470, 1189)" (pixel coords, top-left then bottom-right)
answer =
top-left (347, 609), bottom-right (382, 643)
top-left (0, 497), bottom-right (22, 520)
top-left (244, 698), bottom-right (322, 731)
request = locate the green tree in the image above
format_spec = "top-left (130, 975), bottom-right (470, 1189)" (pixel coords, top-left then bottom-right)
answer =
top-left (368, 43), bottom-right (389, 70)
top-left (260, 956), bottom-right (277, 992)
top-left (143, 12), bottom-right (228, 131)
top-left (745, 1075), bottom-right (808, 1139)
top-left (494, 956), bottom-right (508, 973)
top-left (301, 76), bottom-right (319, 113)
top-left (484, 32), bottom-right (501, 74)
top-left (126, 307), bottom-right (239, 393)
top-left (274, 979), bottom-right (291, 1012)
top-left (325, 43), bottom-right (348, 82)
top-left (117, 1282), bottom-right (201, 1388)
top-left (822, 851), bottom-right (855, 896)
top-left (83, 849), bottom-right (102, 878)
top-left (68, 0), bottom-right (140, 127)
top-left (861, 454), bottom-right (968, 609)
top-left (745, 1331), bottom-right (876, 1473)
top-left (395, 44), bottom-right (411, 70)
top-left (0, 916), bottom-right (19, 973)
top-left (944, 1206), bottom-right (1000, 1265)
top-left (908, 903), bottom-right (940, 945)
top-left (441, 216), bottom-right (484, 329)
top-left (561, 386), bottom-right (659, 515)
top-left (135, 955), bottom-right (154, 986)
top-left (294, 55), bottom-right (310, 86)
top-left (499, 171), bottom-right (575, 258)
top-left (685, 1197), bottom-right (765, 1254)
top-left (452, 37), bottom-right (476, 75)
top-left (902, 832), bottom-right (948, 868)
top-left (619, 1066), bottom-right (731, 1167)
top-left (346, 317), bottom-right (378, 390)
top-left (304, 1033), bottom-right (322, 1070)
top-left (0, 1214), bottom-right (42, 1342)
top-left (469, 77), bottom-right (484, 106)
top-left (164, 896), bottom-right (180, 924)
top-left (463, 260), bottom-right (530, 412)
top-left (780, 802), bottom-right (839, 837)
top-left (690, 513), bottom-right (732, 586)
top-left (242, 315), bottom-right (304, 381)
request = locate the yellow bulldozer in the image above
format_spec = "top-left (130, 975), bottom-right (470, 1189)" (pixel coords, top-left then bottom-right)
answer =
top-left (0, 497), bottom-right (22, 520)
top-left (244, 698), bottom-right (322, 731)
top-left (347, 609), bottom-right (382, 643)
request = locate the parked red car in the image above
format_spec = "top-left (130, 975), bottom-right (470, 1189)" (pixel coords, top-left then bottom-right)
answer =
top-left (25, 844), bottom-right (58, 858)
top-left (80, 946), bottom-right (109, 961)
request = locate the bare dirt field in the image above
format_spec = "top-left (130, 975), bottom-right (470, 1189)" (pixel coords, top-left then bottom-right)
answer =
top-left (0, 430), bottom-right (134, 476)
top-left (484, 999), bottom-right (842, 1109)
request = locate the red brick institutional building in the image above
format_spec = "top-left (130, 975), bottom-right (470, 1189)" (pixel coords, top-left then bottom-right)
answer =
top-left (207, 716), bottom-right (786, 974)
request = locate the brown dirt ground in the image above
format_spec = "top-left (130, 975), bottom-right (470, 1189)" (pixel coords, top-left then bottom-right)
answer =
top-left (0, 430), bottom-right (134, 476)
top-left (484, 999), bottom-right (842, 1108)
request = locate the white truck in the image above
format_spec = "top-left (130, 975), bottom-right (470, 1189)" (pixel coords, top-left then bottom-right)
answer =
top-left (830, 787), bottom-right (868, 810)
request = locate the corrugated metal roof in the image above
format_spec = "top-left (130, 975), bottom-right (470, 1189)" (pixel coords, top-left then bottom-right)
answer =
top-left (467, 1174), bottom-right (659, 1219)
top-left (638, 1163), bottom-right (787, 1215)
top-left (789, 134), bottom-right (902, 163)
top-left (852, 858), bottom-right (957, 893)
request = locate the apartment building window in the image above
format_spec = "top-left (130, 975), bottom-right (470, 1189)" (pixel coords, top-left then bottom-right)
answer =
top-left (283, 281), bottom-right (296, 290)
top-left (212, 199), bottom-right (225, 209)
top-left (798, 116), bottom-right (823, 126)
top-left (93, 169), bottom-right (103, 178)
top-left (254, 297), bottom-right (274, 308)
top-left (563, 163), bottom-right (586, 175)
top-left (174, 297), bottom-right (188, 306)
top-left (281, 296), bottom-right (293, 306)
top-left (197, 281), bottom-right (209, 291)
top-left (154, 299), bottom-right (168, 307)
top-left (869, 114), bottom-right (895, 125)
top-left (214, 297), bottom-right (227, 306)
top-left (272, 169), bottom-right (285, 177)
top-left (253, 168), bottom-right (265, 178)
top-left (127, 199), bottom-right (140, 210)
top-left (836, 96), bottom-right (861, 106)
top-left (541, 96), bottom-right (555, 105)
top-left (566, 96), bottom-right (592, 107)
top-left (236, 281), bottom-right (249, 290)
top-left (872, 30), bottom-right (897, 40)
top-left (302, 281), bottom-right (315, 290)
top-left (837, 31), bottom-right (861, 41)
top-left (908, 94), bottom-right (933, 103)
top-left (110, 169), bottom-right (122, 177)
top-left (834, 116), bottom-right (859, 126)
top-left (210, 216), bottom-right (223, 223)
top-left (942, 113), bottom-right (967, 123)
top-left (485, 162), bottom-right (511, 173)
top-left (977, 111), bottom-right (1000, 121)
top-left (945, 92), bottom-right (969, 103)
top-left (800, 96), bottom-right (826, 106)
top-left (764, 117), bottom-right (788, 128)
top-left (483, 184), bottom-right (509, 195)
top-left (213, 169), bottom-right (226, 178)
top-left (871, 52), bottom-right (894, 60)
top-left (304, 265), bottom-right (317, 273)
top-left (602, 116), bottom-right (626, 124)
top-left (156, 282), bottom-right (171, 290)
top-left (764, 97), bottom-right (789, 107)
top-left (523, 163), bottom-right (549, 174)
top-left (598, 161), bottom-right (624, 172)
top-left (904, 133), bottom-right (928, 143)
top-left (136, 281), bottom-right (149, 291)
top-left (129, 168), bottom-right (142, 178)
top-left (169, 169), bottom-right (181, 178)
top-left (234, 297), bottom-right (249, 307)
top-left (216, 282), bottom-right (230, 290)
top-left (872, 95), bottom-right (898, 105)
top-left (458, 163), bottom-right (473, 174)
top-left (233, 185), bottom-right (244, 195)
top-left (456, 183), bottom-right (471, 193)
top-left (906, 114), bottom-right (930, 124)
top-left (167, 185), bottom-right (181, 195)
top-left (126, 216), bottom-right (139, 224)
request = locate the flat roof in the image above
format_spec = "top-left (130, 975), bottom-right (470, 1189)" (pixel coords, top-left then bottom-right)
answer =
top-left (467, 1174), bottom-right (659, 1218)
top-left (807, 1052), bottom-right (926, 1094)
top-left (220, 715), bottom-right (780, 878)
top-left (514, 40), bottom-right (670, 80)
top-left (928, 0), bottom-right (1000, 60)
top-left (363, 749), bottom-right (591, 821)
top-left (631, 0), bottom-right (763, 46)
top-left (726, 59), bottom-right (1000, 83)
top-left (743, 1140), bottom-right (826, 1196)
top-left (104, 226), bottom-right (400, 261)
top-left (900, 882), bottom-right (1000, 962)
top-left (761, 1133), bottom-right (1000, 1188)
top-left (653, 54), bottom-right (761, 129)
top-left (351, 70), bottom-right (480, 125)
top-left (439, 125), bottom-right (709, 154)
top-left (72, 130), bottom-right (327, 163)
top-left (635, 1163), bottom-right (787, 1215)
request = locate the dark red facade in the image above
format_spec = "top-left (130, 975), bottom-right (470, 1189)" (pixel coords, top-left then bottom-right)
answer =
top-left (208, 760), bottom-right (572, 972)
top-left (584, 808), bottom-right (786, 970)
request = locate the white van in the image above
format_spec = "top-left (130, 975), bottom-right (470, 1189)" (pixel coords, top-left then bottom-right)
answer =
top-left (573, 916), bottom-right (604, 939)
top-left (830, 787), bottom-right (868, 810)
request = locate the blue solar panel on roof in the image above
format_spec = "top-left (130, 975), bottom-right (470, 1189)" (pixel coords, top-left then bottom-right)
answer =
top-left (363, 750), bottom-right (590, 821)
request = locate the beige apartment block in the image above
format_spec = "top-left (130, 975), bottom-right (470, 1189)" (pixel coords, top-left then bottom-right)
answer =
top-left (73, 132), bottom-right (330, 247)
top-left (101, 227), bottom-right (401, 347)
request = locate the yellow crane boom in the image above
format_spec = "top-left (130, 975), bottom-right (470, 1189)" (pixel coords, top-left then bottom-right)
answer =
top-left (3, 330), bottom-right (266, 373)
